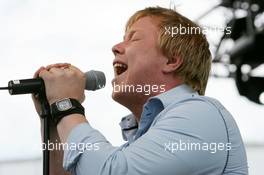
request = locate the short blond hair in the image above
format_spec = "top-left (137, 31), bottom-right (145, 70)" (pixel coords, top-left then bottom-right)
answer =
top-left (126, 7), bottom-right (211, 95)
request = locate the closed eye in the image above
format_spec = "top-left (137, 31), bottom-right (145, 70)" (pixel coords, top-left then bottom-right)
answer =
top-left (131, 37), bottom-right (140, 42)
top-left (130, 34), bottom-right (141, 42)
top-left (123, 30), bottom-right (141, 42)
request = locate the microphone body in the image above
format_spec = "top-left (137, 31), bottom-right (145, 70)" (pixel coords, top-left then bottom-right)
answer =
top-left (8, 78), bottom-right (44, 95)
top-left (8, 70), bottom-right (106, 95)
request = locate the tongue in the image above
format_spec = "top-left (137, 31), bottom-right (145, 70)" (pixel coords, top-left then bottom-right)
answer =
top-left (118, 67), bottom-right (127, 75)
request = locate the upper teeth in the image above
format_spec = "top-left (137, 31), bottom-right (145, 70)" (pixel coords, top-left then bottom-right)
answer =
top-left (114, 63), bottom-right (127, 68)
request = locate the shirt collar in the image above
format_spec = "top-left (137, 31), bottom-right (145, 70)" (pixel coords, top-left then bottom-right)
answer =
top-left (119, 84), bottom-right (197, 142)
top-left (151, 83), bottom-right (198, 108)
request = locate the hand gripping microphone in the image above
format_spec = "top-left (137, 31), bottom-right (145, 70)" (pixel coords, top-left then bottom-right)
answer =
top-left (0, 70), bottom-right (106, 95)
top-left (0, 70), bottom-right (106, 175)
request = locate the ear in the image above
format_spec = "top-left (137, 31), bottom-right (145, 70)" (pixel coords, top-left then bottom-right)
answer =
top-left (162, 56), bottom-right (183, 74)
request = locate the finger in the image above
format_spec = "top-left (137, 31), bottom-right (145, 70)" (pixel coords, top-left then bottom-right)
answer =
top-left (31, 94), bottom-right (40, 104)
top-left (47, 63), bottom-right (70, 68)
top-left (32, 93), bottom-right (39, 100)
top-left (69, 65), bottom-right (84, 75)
top-left (49, 67), bottom-right (64, 75)
top-left (46, 63), bottom-right (71, 70)
top-left (46, 63), bottom-right (70, 70)
top-left (39, 69), bottom-right (52, 80)
top-left (33, 66), bottom-right (46, 78)
top-left (80, 94), bottom-right (86, 103)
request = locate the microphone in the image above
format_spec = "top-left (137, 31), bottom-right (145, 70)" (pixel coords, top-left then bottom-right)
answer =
top-left (2, 70), bottom-right (106, 95)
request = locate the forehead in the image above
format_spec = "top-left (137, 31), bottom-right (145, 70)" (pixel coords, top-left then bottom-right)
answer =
top-left (125, 16), bottom-right (159, 34)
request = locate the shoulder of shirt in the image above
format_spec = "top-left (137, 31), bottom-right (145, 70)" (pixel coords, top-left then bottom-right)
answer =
top-left (151, 84), bottom-right (226, 112)
top-left (153, 93), bottom-right (229, 123)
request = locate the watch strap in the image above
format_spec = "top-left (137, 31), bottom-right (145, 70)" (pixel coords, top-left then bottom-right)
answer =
top-left (51, 98), bottom-right (85, 125)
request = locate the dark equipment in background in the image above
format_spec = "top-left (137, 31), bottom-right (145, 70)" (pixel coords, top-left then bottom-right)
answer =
top-left (196, 0), bottom-right (264, 104)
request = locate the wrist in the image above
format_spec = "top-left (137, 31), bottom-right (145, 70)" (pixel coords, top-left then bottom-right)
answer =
top-left (49, 96), bottom-right (84, 105)
top-left (50, 98), bottom-right (85, 126)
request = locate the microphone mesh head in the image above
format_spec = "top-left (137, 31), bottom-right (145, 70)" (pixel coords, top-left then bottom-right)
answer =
top-left (85, 70), bottom-right (106, 91)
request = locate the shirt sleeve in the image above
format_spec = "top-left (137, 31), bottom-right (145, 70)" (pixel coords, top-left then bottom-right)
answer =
top-left (63, 121), bottom-right (195, 175)
top-left (63, 100), bottom-right (244, 175)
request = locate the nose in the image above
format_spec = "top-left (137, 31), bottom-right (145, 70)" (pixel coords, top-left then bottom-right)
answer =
top-left (112, 42), bottom-right (125, 56)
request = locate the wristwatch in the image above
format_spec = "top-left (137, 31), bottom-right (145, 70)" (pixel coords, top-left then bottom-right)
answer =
top-left (50, 98), bottom-right (85, 125)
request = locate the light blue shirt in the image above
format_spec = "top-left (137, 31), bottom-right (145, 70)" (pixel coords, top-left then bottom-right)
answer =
top-left (63, 84), bottom-right (248, 175)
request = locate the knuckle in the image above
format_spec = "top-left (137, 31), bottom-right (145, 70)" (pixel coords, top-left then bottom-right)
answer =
top-left (38, 71), bottom-right (45, 78)
top-left (66, 70), bottom-right (75, 77)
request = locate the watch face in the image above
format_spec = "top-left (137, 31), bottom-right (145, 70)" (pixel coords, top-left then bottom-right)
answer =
top-left (56, 99), bottom-right (72, 111)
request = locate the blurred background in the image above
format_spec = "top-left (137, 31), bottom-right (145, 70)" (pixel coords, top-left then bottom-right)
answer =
top-left (0, 0), bottom-right (263, 174)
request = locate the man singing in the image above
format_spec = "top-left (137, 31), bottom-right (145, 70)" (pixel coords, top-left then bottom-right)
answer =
top-left (33, 7), bottom-right (248, 175)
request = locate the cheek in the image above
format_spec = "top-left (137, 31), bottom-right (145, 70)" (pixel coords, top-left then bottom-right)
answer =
top-left (126, 47), bottom-right (146, 70)
top-left (127, 57), bottom-right (161, 84)
top-left (126, 43), bottom-right (164, 78)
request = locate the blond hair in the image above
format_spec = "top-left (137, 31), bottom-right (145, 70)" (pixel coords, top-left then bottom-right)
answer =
top-left (126, 7), bottom-right (211, 95)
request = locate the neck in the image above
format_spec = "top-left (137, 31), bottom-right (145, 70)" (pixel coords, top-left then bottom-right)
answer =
top-left (125, 96), bottom-right (147, 123)
top-left (119, 78), bottom-right (183, 123)
top-left (130, 106), bottom-right (143, 123)
top-left (131, 82), bottom-right (183, 122)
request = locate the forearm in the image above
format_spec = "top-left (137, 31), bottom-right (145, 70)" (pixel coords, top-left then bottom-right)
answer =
top-left (57, 114), bottom-right (88, 143)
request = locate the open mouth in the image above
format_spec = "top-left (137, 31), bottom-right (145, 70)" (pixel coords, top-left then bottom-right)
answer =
top-left (113, 62), bottom-right (128, 76)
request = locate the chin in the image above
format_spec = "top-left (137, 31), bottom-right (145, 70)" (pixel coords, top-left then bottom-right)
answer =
top-left (112, 91), bottom-right (126, 104)
top-left (112, 90), bottom-right (136, 107)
